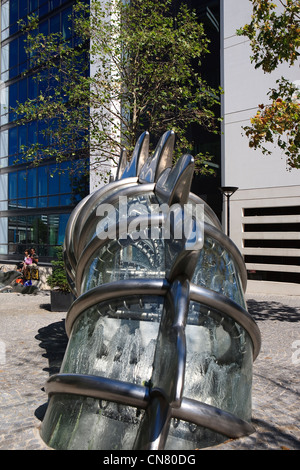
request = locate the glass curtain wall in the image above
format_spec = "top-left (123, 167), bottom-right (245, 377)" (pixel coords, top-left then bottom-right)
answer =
top-left (0, 0), bottom-right (89, 261)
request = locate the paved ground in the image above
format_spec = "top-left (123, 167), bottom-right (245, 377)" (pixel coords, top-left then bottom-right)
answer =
top-left (0, 290), bottom-right (299, 451)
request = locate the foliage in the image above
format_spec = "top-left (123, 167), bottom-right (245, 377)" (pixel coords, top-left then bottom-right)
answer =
top-left (243, 78), bottom-right (300, 168)
top-left (237, 0), bottom-right (300, 73)
top-left (237, 0), bottom-right (300, 168)
top-left (46, 246), bottom-right (70, 292)
top-left (13, 0), bottom-right (221, 181)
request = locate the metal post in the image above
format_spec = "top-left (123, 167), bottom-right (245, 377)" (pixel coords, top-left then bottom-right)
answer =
top-left (219, 186), bottom-right (238, 237)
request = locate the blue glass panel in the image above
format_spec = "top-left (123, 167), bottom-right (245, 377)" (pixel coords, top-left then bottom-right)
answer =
top-left (8, 127), bottom-right (17, 155)
top-left (19, 78), bottom-right (27, 104)
top-left (38, 69), bottom-right (49, 96)
top-left (48, 164), bottom-right (60, 195)
top-left (38, 120), bottom-right (48, 146)
top-left (18, 125), bottom-right (27, 155)
top-left (9, 1), bottom-right (18, 35)
top-left (8, 200), bottom-right (17, 209)
top-left (38, 166), bottom-right (48, 196)
top-left (59, 161), bottom-right (72, 193)
top-left (28, 76), bottom-right (38, 100)
top-left (39, 20), bottom-right (48, 36)
top-left (9, 38), bottom-right (18, 69)
top-left (62, 7), bottom-right (72, 39)
top-left (50, 0), bottom-right (61, 11)
top-left (38, 197), bottom-right (48, 207)
top-left (48, 195), bottom-right (60, 206)
top-left (60, 194), bottom-right (72, 206)
top-left (27, 168), bottom-right (37, 198)
top-left (19, 1), bottom-right (29, 20)
top-left (19, 35), bottom-right (27, 73)
top-left (27, 198), bottom-right (37, 208)
top-left (29, 0), bottom-right (38, 14)
top-left (28, 121), bottom-right (37, 145)
top-left (9, 82), bottom-right (18, 109)
top-left (50, 14), bottom-right (60, 34)
top-left (8, 173), bottom-right (17, 199)
top-left (58, 213), bottom-right (70, 244)
top-left (17, 199), bottom-right (27, 208)
top-left (9, 66), bottom-right (18, 80)
top-left (18, 170), bottom-right (27, 198)
top-left (39, 3), bottom-right (49, 17)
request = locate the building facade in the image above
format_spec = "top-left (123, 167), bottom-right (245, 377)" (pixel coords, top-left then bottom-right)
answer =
top-left (1, 0), bottom-right (299, 294)
top-left (221, 0), bottom-right (300, 295)
top-left (0, 0), bottom-right (221, 265)
top-left (0, 0), bottom-right (89, 263)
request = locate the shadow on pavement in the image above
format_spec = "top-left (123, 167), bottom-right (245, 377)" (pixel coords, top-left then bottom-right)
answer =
top-left (251, 417), bottom-right (300, 450)
top-left (35, 319), bottom-right (68, 375)
top-left (247, 299), bottom-right (300, 323)
top-left (34, 320), bottom-right (68, 422)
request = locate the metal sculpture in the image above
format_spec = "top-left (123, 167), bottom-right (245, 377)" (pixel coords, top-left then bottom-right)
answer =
top-left (40, 131), bottom-right (261, 450)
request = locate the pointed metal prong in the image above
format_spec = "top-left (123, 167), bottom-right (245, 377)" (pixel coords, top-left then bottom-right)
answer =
top-left (155, 153), bottom-right (195, 206)
top-left (121, 132), bottom-right (150, 179)
top-left (138, 130), bottom-right (175, 183)
top-left (115, 147), bottom-right (127, 181)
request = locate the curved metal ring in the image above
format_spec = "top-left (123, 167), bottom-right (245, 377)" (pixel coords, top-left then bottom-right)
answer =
top-left (203, 222), bottom-right (247, 292)
top-left (188, 192), bottom-right (223, 231)
top-left (75, 182), bottom-right (155, 258)
top-left (74, 213), bottom-right (164, 295)
top-left (66, 278), bottom-right (169, 337)
top-left (44, 373), bottom-right (255, 439)
top-left (73, 178), bottom-right (138, 252)
top-left (46, 373), bottom-right (149, 409)
top-left (65, 278), bottom-right (261, 360)
top-left (189, 283), bottom-right (261, 360)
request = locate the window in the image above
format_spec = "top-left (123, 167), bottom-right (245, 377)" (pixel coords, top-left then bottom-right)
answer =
top-left (9, 38), bottom-right (19, 78)
top-left (7, 212), bottom-right (71, 258)
top-left (9, 0), bottom-right (19, 35)
top-left (8, 127), bottom-right (17, 156)
top-left (0, 1), bottom-right (90, 261)
top-left (8, 172), bottom-right (17, 199)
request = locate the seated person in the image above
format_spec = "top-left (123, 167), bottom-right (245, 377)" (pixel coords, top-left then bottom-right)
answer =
top-left (29, 247), bottom-right (39, 281)
top-left (30, 247), bottom-right (39, 265)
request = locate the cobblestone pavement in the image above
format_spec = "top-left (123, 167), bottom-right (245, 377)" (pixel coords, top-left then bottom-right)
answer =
top-left (0, 290), bottom-right (299, 451)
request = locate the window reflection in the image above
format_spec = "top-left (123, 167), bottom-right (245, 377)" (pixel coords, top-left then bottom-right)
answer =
top-left (7, 212), bottom-right (71, 258)
top-left (0, 1), bottom-right (90, 259)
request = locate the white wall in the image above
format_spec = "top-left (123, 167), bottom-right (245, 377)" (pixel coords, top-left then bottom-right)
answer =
top-left (220, 0), bottom-right (300, 295)
top-left (221, 0), bottom-right (300, 190)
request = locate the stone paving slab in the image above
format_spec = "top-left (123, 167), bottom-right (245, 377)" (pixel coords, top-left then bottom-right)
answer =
top-left (0, 290), bottom-right (299, 451)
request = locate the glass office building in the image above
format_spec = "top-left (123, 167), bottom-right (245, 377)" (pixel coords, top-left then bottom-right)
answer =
top-left (0, 0), bottom-right (89, 261)
top-left (0, 0), bottom-right (221, 263)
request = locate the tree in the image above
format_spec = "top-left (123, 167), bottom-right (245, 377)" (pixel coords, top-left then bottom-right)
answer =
top-left (14, 0), bottom-right (221, 182)
top-left (237, 0), bottom-right (300, 169)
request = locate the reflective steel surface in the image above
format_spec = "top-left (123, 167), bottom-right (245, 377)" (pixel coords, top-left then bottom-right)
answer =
top-left (40, 132), bottom-right (261, 450)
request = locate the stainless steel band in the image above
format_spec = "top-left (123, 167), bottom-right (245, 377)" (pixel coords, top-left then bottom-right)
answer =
top-left (45, 373), bottom-right (255, 440)
top-left (64, 278), bottom-right (261, 360)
